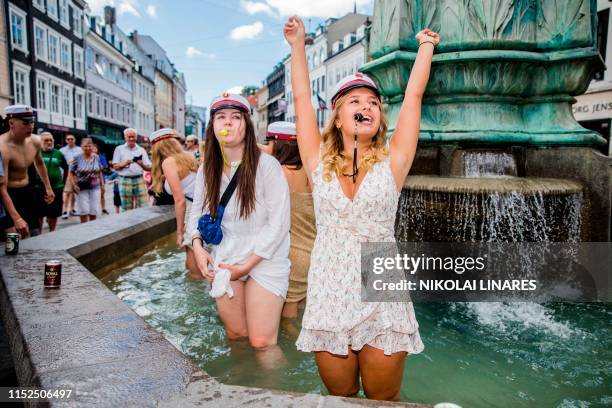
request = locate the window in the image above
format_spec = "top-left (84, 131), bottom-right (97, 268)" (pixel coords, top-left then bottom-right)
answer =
top-left (74, 47), bottom-right (84, 78)
top-left (47, 0), bottom-right (58, 20)
top-left (34, 24), bottom-right (47, 61)
top-left (48, 34), bottom-right (59, 65)
top-left (110, 101), bottom-right (115, 120)
top-left (320, 49), bottom-right (325, 65)
top-left (73, 9), bottom-right (83, 38)
top-left (37, 77), bottom-right (48, 111)
top-left (61, 40), bottom-right (71, 72)
top-left (13, 66), bottom-right (29, 105)
top-left (595, 9), bottom-right (609, 81)
top-left (86, 47), bottom-right (93, 70)
top-left (95, 93), bottom-right (101, 115)
top-left (50, 84), bottom-right (60, 113)
top-left (103, 98), bottom-right (108, 118)
top-left (63, 87), bottom-right (72, 116)
top-left (33, 0), bottom-right (45, 11)
top-left (75, 92), bottom-right (84, 120)
top-left (9, 6), bottom-right (27, 53)
top-left (87, 90), bottom-right (93, 114)
top-left (321, 75), bottom-right (325, 92)
top-left (314, 54), bottom-right (319, 67)
top-left (59, 0), bottom-right (69, 27)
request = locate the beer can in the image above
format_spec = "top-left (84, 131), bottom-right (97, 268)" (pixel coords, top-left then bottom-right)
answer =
top-left (44, 260), bottom-right (62, 288)
top-left (5, 233), bottom-right (19, 255)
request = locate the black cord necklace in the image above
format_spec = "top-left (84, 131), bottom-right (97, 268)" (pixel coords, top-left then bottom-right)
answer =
top-left (342, 113), bottom-right (363, 183)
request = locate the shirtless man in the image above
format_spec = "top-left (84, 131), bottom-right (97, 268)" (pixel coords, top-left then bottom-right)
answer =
top-left (0, 105), bottom-right (54, 238)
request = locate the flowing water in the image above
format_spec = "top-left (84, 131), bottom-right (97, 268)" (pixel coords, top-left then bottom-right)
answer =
top-left (99, 237), bottom-right (612, 408)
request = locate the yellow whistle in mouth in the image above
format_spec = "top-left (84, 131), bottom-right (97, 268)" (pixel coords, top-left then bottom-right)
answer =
top-left (220, 129), bottom-right (228, 137)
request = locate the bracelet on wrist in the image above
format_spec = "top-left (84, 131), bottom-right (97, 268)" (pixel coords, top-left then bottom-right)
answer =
top-left (192, 237), bottom-right (203, 246)
top-left (419, 40), bottom-right (436, 47)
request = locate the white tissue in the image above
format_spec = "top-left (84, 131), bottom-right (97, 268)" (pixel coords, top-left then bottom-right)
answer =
top-left (209, 267), bottom-right (234, 299)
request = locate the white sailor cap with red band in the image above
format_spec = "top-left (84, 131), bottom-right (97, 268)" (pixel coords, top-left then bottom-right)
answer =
top-left (4, 104), bottom-right (36, 120)
top-left (330, 73), bottom-right (380, 109)
top-left (210, 92), bottom-right (251, 115)
top-left (150, 128), bottom-right (177, 144)
top-left (266, 121), bottom-right (296, 141)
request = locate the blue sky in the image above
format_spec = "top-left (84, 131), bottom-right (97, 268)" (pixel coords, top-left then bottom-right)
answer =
top-left (87, 0), bottom-right (375, 109)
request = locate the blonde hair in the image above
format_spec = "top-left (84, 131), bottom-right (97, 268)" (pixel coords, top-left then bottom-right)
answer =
top-left (151, 137), bottom-right (198, 194)
top-left (321, 93), bottom-right (388, 182)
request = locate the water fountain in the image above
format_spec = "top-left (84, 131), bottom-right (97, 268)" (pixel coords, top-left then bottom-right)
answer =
top-left (361, 0), bottom-right (612, 242)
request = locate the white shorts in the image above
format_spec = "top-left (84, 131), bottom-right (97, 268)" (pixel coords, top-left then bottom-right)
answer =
top-left (76, 188), bottom-right (101, 216)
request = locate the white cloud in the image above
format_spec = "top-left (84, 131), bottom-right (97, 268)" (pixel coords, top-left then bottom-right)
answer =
top-left (118, 2), bottom-right (140, 17)
top-left (230, 21), bottom-right (264, 40)
top-left (186, 47), bottom-right (216, 59)
top-left (241, 1), bottom-right (276, 17)
top-left (146, 5), bottom-right (157, 18)
top-left (86, 0), bottom-right (142, 17)
top-left (265, 0), bottom-right (372, 18)
top-left (186, 46), bottom-right (202, 58)
top-left (226, 86), bottom-right (244, 94)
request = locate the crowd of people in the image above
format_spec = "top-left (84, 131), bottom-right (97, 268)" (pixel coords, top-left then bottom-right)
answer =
top-left (0, 16), bottom-right (439, 402)
top-left (0, 113), bottom-right (202, 238)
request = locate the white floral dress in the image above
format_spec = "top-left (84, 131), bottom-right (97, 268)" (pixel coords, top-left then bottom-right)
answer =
top-left (296, 152), bottom-right (424, 356)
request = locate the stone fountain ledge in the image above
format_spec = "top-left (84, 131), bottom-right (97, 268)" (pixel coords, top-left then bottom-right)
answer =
top-left (0, 206), bottom-right (430, 407)
top-left (405, 175), bottom-right (584, 195)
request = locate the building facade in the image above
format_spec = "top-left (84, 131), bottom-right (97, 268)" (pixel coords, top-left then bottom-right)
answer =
top-left (115, 25), bottom-right (156, 140)
top-left (254, 85), bottom-right (268, 141)
top-left (6, 0), bottom-right (88, 142)
top-left (572, 0), bottom-right (612, 156)
top-left (85, 13), bottom-right (134, 148)
top-left (0, 1), bottom-right (11, 112)
top-left (173, 71), bottom-right (186, 137)
top-left (132, 70), bottom-right (155, 138)
top-left (266, 58), bottom-right (286, 125)
top-left (185, 104), bottom-right (206, 140)
top-left (131, 32), bottom-right (179, 131)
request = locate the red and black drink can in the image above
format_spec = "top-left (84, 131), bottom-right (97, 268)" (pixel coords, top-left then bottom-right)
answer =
top-left (5, 233), bottom-right (19, 255)
top-left (44, 260), bottom-right (62, 288)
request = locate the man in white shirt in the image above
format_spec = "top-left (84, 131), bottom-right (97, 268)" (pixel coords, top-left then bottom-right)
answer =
top-left (111, 128), bottom-right (151, 210)
top-left (59, 134), bottom-right (82, 218)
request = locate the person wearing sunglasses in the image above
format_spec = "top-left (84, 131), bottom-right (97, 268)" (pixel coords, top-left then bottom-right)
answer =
top-left (0, 105), bottom-right (54, 238)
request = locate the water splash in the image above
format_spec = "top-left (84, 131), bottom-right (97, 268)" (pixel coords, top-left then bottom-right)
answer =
top-left (396, 184), bottom-right (583, 242)
top-left (463, 151), bottom-right (517, 178)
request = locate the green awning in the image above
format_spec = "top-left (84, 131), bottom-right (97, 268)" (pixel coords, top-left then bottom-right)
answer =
top-left (90, 135), bottom-right (123, 146)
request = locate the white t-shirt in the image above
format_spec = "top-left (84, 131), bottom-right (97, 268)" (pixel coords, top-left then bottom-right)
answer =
top-left (59, 145), bottom-right (83, 164)
top-left (111, 143), bottom-right (151, 177)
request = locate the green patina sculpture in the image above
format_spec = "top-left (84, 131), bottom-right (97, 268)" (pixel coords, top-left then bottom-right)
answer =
top-left (361, 0), bottom-right (606, 146)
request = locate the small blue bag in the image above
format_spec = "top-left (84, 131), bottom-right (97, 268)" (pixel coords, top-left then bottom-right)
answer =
top-left (198, 206), bottom-right (225, 245)
top-left (197, 166), bottom-right (240, 246)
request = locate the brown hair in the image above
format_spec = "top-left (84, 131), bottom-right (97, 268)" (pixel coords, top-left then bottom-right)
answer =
top-left (272, 140), bottom-right (302, 170)
top-left (151, 137), bottom-right (198, 194)
top-left (202, 111), bottom-right (260, 219)
top-left (321, 93), bottom-right (388, 182)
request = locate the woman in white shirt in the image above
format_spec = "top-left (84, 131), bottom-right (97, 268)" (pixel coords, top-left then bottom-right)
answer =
top-left (187, 93), bottom-right (291, 349)
top-left (150, 128), bottom-right (199, 278)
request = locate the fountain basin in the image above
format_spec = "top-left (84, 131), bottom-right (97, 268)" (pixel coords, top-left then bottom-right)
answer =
top-left (397, 176), bottom-right (585, 242)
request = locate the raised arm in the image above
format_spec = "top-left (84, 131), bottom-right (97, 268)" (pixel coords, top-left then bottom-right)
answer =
top-left (284, 16), bottom-right (321, 173)
top-left (389, 29), bottom-right (440, 190)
